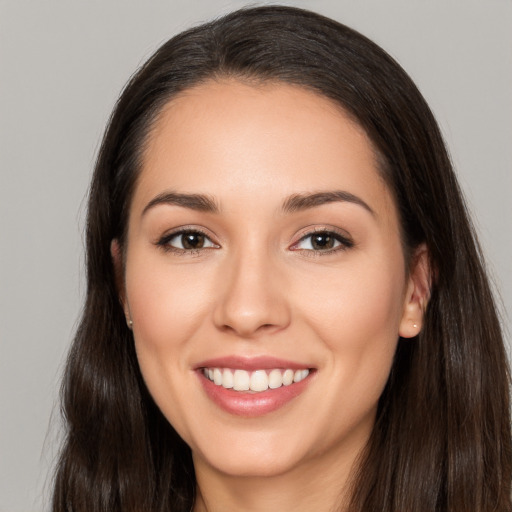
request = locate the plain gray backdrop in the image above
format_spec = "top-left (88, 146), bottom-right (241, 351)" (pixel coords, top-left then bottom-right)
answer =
top-left (1, 1), bottom-right (511, 510)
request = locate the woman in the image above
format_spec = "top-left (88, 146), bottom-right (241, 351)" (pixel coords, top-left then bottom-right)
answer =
top-left (52, 6), bottom-right (511, 511)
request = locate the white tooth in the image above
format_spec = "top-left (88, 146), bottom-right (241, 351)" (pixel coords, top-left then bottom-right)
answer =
top-left (222, 368), bottom-right (234, 389)
top-left (268, 369), bottom-right (283, 389)
top-left (208, 368), bottom-right (214, 380)
top-left (250, 370), bottom-right (269, 392)
top-left (293, 370), bottom-right (303, 383)
top-left (213, 368), bottom-right (223, 385)
top-left (282, 369), bottom-right (294, 386)
top-left (233, 369), bottom-right (250, 391)
top-left (301, 369), bottom-right (310, 380)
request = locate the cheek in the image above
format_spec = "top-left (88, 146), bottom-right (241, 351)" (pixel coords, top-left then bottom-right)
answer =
top-left (126, 253), bottom-right (213, 351)
top-left (123, 249), bottom-right (217, 420)
top-left (304, 255), bottom-right (405, 328)
top-left (297, 255), bottom-right (406, 388)
top-left (123, 251), bottom-right (216, 438)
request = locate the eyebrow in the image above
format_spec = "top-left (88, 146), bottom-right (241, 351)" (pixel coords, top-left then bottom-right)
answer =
top-left (281, 191), bottom-right (375, 216)
top-left (142, 191), bottom-right (220, 215)
top-left (142, 189), bottom-right (374, 217)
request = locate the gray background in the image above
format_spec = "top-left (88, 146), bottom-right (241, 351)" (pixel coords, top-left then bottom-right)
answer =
top-left (1, 0), bottom-right (511, 510)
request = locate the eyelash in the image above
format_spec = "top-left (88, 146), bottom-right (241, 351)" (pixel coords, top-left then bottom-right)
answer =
top-left (291, 228), bottom-right (354, 256)
top-left (156, 227), bottom-right (354, 256)
top-left (156, 228), bottom-right (218, 256)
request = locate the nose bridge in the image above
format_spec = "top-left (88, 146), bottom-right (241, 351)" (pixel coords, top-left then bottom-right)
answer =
top-left (213, 240), bottom-right (290, 337)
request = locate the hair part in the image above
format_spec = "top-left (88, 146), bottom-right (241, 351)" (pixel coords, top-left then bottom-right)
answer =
top-left (53, 6), bottom-right (511, 512)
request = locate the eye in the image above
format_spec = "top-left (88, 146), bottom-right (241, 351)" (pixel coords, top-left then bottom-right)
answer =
top-left (158, 229), bottom-right (218, 252)
top-left (292, 230), bottom-right (353, 252)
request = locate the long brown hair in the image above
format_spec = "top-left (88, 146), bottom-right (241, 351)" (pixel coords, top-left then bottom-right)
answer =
top-left (52, 6), bottom-right (511, 511)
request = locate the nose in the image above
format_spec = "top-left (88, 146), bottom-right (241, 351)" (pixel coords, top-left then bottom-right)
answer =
top-left (213, 247), bottom-right (291, 338)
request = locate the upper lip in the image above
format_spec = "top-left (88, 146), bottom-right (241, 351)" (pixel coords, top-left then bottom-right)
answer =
top-left (195, 355), bottom-right (313, 372)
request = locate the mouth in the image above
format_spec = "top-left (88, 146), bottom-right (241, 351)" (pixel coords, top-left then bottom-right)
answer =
top-left (195, 356), bottom-right (315, 417)
top-left (201, 367), bottom-right (310, 393)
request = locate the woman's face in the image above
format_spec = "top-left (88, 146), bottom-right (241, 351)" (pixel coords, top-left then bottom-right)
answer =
top-left (117, 80), bottom-right (426, 479)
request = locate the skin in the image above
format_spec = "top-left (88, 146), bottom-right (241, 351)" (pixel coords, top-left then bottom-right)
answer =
top-left (113, 79), bottom-right (430, 512)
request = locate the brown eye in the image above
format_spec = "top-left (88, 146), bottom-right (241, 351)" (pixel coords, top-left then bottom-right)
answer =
top-left (181, 232), bottom-right (206, 249)
top-left (161, 230), bottom-right (217, 251)
top-left (293, 230), bottom-right (353, 252)
top-left (311, 233), bottom-right (336, 250)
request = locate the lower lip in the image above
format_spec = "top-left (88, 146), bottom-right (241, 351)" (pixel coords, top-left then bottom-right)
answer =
top-left (198, 371), bottom-right (313, 417)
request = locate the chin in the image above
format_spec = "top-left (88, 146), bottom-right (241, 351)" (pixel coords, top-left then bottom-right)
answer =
top-left (199, 449), bottom-right (304, 478)
top-left (188, 425), bottom-right (310, 478)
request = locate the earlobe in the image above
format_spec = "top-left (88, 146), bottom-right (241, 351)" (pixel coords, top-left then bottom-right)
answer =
top-left (110, 239), bottom-right (132, 327)
top-left (399, 244), bottom-right (431, 338)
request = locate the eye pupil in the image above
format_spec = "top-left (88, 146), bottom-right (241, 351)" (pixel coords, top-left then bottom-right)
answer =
top-left (182, 233), bottom-right (205, 249)
top-left (312, 233), bottom-right (334, 250)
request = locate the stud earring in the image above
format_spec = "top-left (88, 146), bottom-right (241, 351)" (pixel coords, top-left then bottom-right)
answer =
top-left (413, 323), bottom-right (418, 329)
top-left (127, 318), bottom-right (133, 329)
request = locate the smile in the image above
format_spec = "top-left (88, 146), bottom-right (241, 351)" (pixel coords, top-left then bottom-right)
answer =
top-left (196, 357), bottom-right (315, 417)
top-left (202, 367), bottom-right (310, 392)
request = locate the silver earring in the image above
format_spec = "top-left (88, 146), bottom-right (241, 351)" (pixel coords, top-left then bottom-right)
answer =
top-left (127, 318), bottom-right (133, 329)
top-left (413, 323), bottom-right (418, 329)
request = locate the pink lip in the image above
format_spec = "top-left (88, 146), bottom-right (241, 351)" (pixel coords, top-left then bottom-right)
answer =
top-left (195, 355), bottom-right (310, 372)
top-left (195, 356), bottom-right (315, 417)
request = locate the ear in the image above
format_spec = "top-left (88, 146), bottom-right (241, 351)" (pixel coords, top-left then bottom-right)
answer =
top-left (399, 244), bottom-right (431, 338)
top-left (110, 239), bottom-right (132, 326)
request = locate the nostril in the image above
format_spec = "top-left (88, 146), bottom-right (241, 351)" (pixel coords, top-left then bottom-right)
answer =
top-left (212, 271), bottom-right (291, 336)
top-left (217, 321), bottom-right (285, 338)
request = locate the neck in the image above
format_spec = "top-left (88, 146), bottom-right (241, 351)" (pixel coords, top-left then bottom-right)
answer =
top-left (192, 441), bottom-right (363, 512)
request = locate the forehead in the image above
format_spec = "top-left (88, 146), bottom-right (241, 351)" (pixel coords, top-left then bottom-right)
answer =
top-left (133, 79), bottom-right (396, 222)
